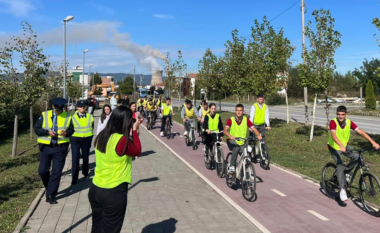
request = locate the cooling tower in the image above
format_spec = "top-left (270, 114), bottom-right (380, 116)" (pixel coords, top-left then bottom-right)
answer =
top-left (151, 70), bottom-right (163, 85)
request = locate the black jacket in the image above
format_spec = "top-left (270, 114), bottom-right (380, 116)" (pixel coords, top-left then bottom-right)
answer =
top-left (203, 114), bottom-right (224, 133)
top-left (122, 98), bottom-right (130, 106)
top-left (34, 111), bottom-right (75, 142)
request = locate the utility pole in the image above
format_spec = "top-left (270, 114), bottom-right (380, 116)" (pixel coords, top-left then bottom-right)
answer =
top-left (301, 0), bottom-right (309, 125)
top-left (133, 65), bottom-right (136, 99)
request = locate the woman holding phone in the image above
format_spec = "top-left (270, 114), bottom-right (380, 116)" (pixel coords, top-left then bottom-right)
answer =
top-left (88, 106), bottom-right (141, 233)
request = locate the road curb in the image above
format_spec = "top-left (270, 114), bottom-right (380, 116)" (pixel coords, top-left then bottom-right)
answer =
top-left (13, 188), bottom-right (45, 233)
top-left (142, 124), bottom-right (269, 233)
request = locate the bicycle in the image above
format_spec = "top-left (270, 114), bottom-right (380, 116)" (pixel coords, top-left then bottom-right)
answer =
top-left (204, 131), bottom-right (225, 178)
top-left (249, 133), bottom-right (270, 170)
top-left (322, 148), bottom-right (380, 216)
top-left (139, 106), bottom-right (146, 118)
top-left (199, 120), bottom-right (205, 143)
top-left (146, 111), bottom-right (155, 130)
top-left (184, 119), bottom-right (197, 150)
top-left (225, 137), bottom-right (257, 201)
top-left (163, 115), bottom-right (172, 139)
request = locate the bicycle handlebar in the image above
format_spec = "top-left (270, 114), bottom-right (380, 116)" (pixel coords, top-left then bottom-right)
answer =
top-left (344, 147), bottom-right (376, 154)
top-left (209, 131), bottom-right (223, 134)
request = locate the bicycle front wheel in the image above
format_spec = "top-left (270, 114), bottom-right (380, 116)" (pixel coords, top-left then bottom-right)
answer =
top-left (166, 125), bottom-right (171, 139)
top-left (260, 144), bottom-right (270, 170)
top-left (216, 147), bottom-right (226, 178)
top-left (359, 172), bottom-right (380, 217)
top-left (242, 161), bottom-right (256, 202)
top-left (192, 130), bottom-right (197, 150)
top-left (321, 163), bottom-right (339, 199)
top-left (225, 152), bottom-right (235, 189)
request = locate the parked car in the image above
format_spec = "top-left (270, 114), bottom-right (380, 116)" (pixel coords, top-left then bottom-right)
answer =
top-left (95, 95), bottom-right (108, 102)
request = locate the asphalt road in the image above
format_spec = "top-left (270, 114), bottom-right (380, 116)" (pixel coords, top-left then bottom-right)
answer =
top-left (171, 99), bottom-right (380, 135)
top-left (144, 117), bottom-right (380, 233)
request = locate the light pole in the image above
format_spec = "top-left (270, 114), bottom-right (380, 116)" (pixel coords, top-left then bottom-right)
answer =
top-left (88, 64), bottom-right (94, 96)
top-left (63, 15), bottom-right (74, 99)
top-left (82, 49), bottom-right (89, 99)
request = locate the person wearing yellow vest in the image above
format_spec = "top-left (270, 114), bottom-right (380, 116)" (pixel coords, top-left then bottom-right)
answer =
top-left (328, 106), bottom-right (379, 202)
top-left (203, 103), bottom-right (224, 157)
top-left (88, 106), bottom-right (141, 233)
top-left (249, 94), bottom-right (271, 141)
top-left (181, 100), bottom-right (200, 136)
top-left (223, 104), bottom-right (262, 174)
top-left (34, 98), bottom-right (74, 204)
top-left (160, 97), bottom-right (175, 137)
top-left (70, 100), bottom-right (94, 186)
top-left (144, 98), bottom-right (157, 125)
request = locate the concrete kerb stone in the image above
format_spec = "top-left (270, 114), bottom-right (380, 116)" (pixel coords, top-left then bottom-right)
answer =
top-left (13, 188), bottom-right (45, 233)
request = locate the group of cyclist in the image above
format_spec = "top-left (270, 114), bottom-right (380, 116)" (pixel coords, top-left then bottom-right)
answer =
top-left (137, 93), bottom-right (380, 205)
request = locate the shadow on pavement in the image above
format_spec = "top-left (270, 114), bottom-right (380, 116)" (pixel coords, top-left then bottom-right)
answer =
top-left (129, 177), bottom-right (159, 190)
top-left (61, 213), bottom-right (92, 233)
top-left (318, 184), bottom-right (347, 207)
top-left (141, 218), bottom-right (178, 233)
top-left (140, 150), bottom-right (156, 157)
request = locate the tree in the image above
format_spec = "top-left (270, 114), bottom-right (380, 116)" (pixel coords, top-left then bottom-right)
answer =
top-left (0, 22), bottom-right (50, 156)
top-left (89, 72), bottom-right (102, 86)
top-left (119, 75), bottom-right (134, 94)
top-left (164, 53), bottom-right (175, 98)
top-left (67, 81), bottom-right (82, 100)
top-left (365, 80), bottom-right (376, 110)
top-left (247, 16), bottom-right (295, 97)
top-left (172, 51), bottom-right (187, 109)
top-left (353, 59), bottom-right (380, 95)
top-left (298, 9), bottom-right (342, 141)
top-left (222, 29), bottom-right (249, 103)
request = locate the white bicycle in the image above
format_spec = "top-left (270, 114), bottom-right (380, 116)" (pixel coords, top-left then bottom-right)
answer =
top-left (184, 119), bottom-right (197, 150)
top-left (204, 131), bottom-right (225, 177)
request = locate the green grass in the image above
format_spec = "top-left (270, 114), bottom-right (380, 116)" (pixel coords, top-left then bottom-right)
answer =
top-left (0, 130), bottom-right (42, 233)
top-left (172, 109), bottom-right (380, 205)
top-left (349, 109), bottom-right (380, 117)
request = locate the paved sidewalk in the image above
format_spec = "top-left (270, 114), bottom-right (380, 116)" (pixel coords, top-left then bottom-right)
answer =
top-left (25, 114), bottom-right (260, 233)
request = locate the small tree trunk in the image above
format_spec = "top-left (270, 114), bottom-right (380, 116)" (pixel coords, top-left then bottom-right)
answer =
top-left (305, 105), bottom-right (309, 126)
top-left (237, 96), bottom-right (240, 104)
top-left (324, 89), bottom-right (331, 127)
top-left (285, 91), bottom-right (289, 124)
top-left (12, 112), bottom-right (19, 157)
top-left (219, 99), bottom-right (222, 112)
top-left (30, 106), bottom-right (33, 140)
top-left (309, 93), bottom-right (317, 142)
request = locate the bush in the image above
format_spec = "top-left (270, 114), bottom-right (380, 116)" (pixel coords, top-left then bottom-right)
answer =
top-left (365, 80), bottom-right (377, 110)
top-left (266, 94), bottom-right (286, 105)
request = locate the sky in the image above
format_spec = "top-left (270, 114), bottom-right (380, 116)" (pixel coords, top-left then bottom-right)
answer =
top-left (0, 0), bottom-right (380, 74)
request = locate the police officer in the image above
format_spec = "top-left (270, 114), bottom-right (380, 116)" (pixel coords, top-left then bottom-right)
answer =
top-left (34, 98), bottom-right (74, 204)
top-left (70, 100), bottom-right (94, 185)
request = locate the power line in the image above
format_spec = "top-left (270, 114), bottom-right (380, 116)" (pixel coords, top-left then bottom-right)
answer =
top-left (270, 0), bottom-right (301, 22)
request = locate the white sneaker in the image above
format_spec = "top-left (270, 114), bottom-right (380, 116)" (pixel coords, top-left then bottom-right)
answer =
top-left (160, 131), bottom-right (164, 137)
top-left (340, 188), bottom-right (348, 202)
top-left (228, 166), bottom-right (235, 173)
top-left (184, 131), bottom-right (188, 136)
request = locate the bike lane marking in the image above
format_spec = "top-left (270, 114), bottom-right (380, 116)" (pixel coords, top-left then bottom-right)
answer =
top-left (307, 210), bottom-right (329, 221)
top-left (271, 189), bottom-right (287, 197)
top-left (141, 124), bottom-right (271, 233)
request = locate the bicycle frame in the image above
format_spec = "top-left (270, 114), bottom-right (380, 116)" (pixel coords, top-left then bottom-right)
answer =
top-left (186, 119), bottom-right (196, 140)
top-left (232, 138), bottom-right (250, 181)
top-left (347, 152), bottom-right (368, 189)
top-left (208, 131), bottom-right (223, 162)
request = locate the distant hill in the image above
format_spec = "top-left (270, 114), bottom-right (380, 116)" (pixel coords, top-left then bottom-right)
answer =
top-left (98, 73), bottom-right (165, 85)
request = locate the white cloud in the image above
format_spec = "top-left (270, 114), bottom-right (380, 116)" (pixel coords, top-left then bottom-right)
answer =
top-left (0, 0), bottom-right (35, 17)
top-left (153, 14), bottom-right (174, 19)
top-left (91, 3), bottom-right (114, 14)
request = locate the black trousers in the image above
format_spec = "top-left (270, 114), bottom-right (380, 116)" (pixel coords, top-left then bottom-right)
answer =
top-left (38, 143), bottom-right (69, 197)
top-left (161, 115), bottom-right (172, 132)
top-left (88, 182), bottom-right (129, 233)
top-left (204, 133), bottom-right (222, 154)
top-left (71, 136), bottom-right (92, 182)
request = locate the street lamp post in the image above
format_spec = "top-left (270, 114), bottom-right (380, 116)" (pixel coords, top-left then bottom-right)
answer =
top-left (82, 49), bottom-right (89, 99)
top-left (63, 15), bottom-right (74, 99)
top-left (88, 64), bottom-right (94, 96)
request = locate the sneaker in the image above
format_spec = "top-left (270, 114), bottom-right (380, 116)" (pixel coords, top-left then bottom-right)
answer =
top-left (160, 131), bottom-right (164, 137)
top-left (184, 131), bottom-right (188, 136)
top-left (228, 166), bottom-right (235, 174)
top-left (340, 188), bottom-right (348, 202)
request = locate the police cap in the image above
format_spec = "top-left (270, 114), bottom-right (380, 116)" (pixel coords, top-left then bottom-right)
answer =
top-left (52, 98), bottom-right (68, 106)
top-left (76, 100), bottom-right (88, 107)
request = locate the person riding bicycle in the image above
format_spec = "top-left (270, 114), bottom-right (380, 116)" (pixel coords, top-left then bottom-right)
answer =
top-left (223, 104), bottom-right (262, 174)
top-left (249, 93), bottom-right (271, 141)
top-left (144, 98), bottom-right (157, 124)
top-left (197, 100), bottom-right (207, 133)
top-left (137, 97), bottom-right (144, 113)
top-left (328, 106), bottom-right (379, 202)
top-left (181, 100), bottom-right (200, 136)
top-left (142, 96), bottom-right (148, 109)
top-left (160, 98), bottom-right (175, 137)
top-left (203, 103), bottom-right (223, 157)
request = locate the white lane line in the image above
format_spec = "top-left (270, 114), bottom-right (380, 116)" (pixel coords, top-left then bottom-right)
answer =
top-left (271, 189), bottom-right (287, 197)
top-left (307, 210), bottom-right (329, 221)
top-left (141, 125), bottom-right (271, 233)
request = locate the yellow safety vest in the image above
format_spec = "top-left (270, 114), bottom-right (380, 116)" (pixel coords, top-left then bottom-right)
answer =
top-left (146, 102), bottom-right (155, 111)
top-left (253, 103), bottom-right (266, 125)
top-left (72, 113), bottom-right (94, 137)
top-left (93, 133), bottom-right (132, 188)
top-left (163, 104), bottom-right (171, 116)
top-left (143, 99), bottom-right (148, 107)
top-left (328, 118), bottom-right (351, 150)
top-left (156, 99), bottom-right (161, 106)
top-left (185, 107), bottom-right (195, 119)
top-left (137, 99), bottom-right (142, 106)
top-left (202, 109), bottom-right (210, 118)
top-left (207, 113), bottom-right (220, 132)
top-left (37, 110), bottom-right (71, 145)
top-left (229, 116), bottom-right (248, 146)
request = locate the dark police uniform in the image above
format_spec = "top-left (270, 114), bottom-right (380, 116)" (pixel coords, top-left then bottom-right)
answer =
top-left (70, 100), bottom-right (94, 185)
top-left (34, 98), bottom-right (74, 204)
